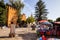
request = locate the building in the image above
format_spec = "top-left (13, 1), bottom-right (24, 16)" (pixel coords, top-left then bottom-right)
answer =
top-left (7, 4), bottom-right (18, 27)
top-left (21, 13), bottom-right (26, 21)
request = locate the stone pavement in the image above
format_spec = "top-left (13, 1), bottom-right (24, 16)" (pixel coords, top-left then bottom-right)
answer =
top-left (0, 28), bottom-right (38, 40)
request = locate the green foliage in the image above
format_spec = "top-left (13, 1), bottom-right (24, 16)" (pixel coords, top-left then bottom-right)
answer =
top-left (26, 16), bottom-right (35, 23)
top-left (9, 0), bottom-right (24, 10)
top-left (0, 0), bottom-right (7, 25)
top-left (0, 0), bottom-right (24, 25)
top-left (48, 19), bottom-right (53, 22)
top-left (56, 17), bottom-right (60, 22)
top-left (35, 0), bottom-right (48, 21)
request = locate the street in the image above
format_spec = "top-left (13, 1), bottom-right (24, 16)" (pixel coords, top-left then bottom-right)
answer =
top-left (0, 28), bottom-right (60, 40)
top-left (0, 28), bottom-right (38, 40)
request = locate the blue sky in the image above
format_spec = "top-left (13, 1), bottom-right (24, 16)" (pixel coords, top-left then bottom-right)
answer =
top-left (21, 0), bottom-right (38, 17)
top-left (43, 0), bottom-right (60, 20)
top-left (4, 0), bottom-right (60, 20)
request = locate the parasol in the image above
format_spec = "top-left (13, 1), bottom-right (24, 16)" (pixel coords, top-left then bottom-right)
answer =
top-left (39, 20), bottom-right (53, 27)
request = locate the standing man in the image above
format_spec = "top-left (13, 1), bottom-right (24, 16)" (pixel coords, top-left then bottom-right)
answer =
top-left (9, 21), bottom-right (16, 37)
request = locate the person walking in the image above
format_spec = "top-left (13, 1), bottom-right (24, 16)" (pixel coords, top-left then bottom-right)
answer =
top-left (31, 24), bottom-right (36, 30)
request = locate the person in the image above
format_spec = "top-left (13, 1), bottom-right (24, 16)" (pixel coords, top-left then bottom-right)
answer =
top-left (39, 37), bottom-right (42, 40)
top-left (9, 22), bottom-right (16, 37)
top-left (42, 35), bottom-right (47, 40)
top-left (31, 24), bottom-right (36, 30)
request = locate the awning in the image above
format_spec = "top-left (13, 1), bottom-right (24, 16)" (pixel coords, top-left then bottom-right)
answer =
top-left (54, 22), bottom-right (60, 24)
top-left (39, 20), bottom-right (48, 23)
top-left (39, 20), bottom-right (53, 27)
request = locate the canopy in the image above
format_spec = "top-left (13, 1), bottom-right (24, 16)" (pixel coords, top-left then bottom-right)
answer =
top-left (53, 22), bottom-right (60, 26)
top-left (39, 20), bottom-right (48, 23)
top-left (41, 22), bottom-right (52, 25)
top-left (39, 20), bottom-right (53, 27)
top-left (54, 22), bottom-right (60, 24)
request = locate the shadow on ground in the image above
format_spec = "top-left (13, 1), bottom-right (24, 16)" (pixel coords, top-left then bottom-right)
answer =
top-left (0, 36), bottom-right (10, 38)
top-left (18, 32), bottom-right (37, 40)
top-left (46, 35), bottom-right (60, 39)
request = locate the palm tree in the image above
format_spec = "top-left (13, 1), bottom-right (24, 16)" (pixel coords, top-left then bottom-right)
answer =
top-left (9, 0), bottom-right (24, 23)
top-left (35, 0), bottom-right (48, 21)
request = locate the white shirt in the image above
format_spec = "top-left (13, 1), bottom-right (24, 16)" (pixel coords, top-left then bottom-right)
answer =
top-left (10, 24), bottom-right (16, 33)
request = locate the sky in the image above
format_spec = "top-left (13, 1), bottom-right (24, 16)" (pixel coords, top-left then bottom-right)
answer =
top-left (43, 0), bottom-right (60, 20)
top-left (4, 0), bottom-right (60, 20)
top-left (21, 0), bottom-right (38, 17)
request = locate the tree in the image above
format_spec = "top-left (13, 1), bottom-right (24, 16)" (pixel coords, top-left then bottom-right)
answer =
top-left (56, 17), bottom-right (60, 22)
top-left (48, 19), bottom-right (53, 22)
top-left (9, 0), bottom-right (24, 23)
top-left (26, 16), bottom-right (35, 23)
top-left (0, 0), bottom-right (7, 26)
top-left (35, 0), bottom-right (48, 21)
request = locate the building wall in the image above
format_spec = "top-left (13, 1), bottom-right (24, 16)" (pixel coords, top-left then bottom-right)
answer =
top-left (21, 14), bottom-right (26, 21)
top-left (7, 6), bottom-right (18, 27)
